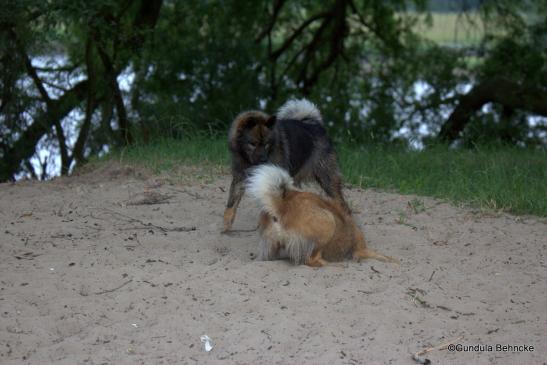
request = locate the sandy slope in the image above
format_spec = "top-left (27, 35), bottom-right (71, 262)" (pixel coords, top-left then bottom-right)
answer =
top-left (0, 163), bottom-right (545, 365)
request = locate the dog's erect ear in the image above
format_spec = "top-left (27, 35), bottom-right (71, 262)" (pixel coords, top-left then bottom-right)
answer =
top-left (265, 115), bottom-right (276, 129)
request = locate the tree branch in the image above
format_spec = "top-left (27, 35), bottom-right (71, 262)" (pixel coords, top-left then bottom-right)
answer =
top-left (299, 0), bottom-right (348, 94)
top-left (292, 14), bottom-right (334, 89)
top-left (11, 28), bottom-right (71, 175)
top-left (269, 11), bottom-right (329, 61)
top-left (0, 80), bottom-right (89, 181)
top-left (10, 29), bottom-right (51, 104)
top-left (348, 0), bottom-right (401, 51)
top-left (24, 160), bottom-right (38, 180)
top-left (438, 78), bottom-right (547, 142)
top-left (97, 45), bottom-right (133, 145)
top-left (255, 0), bottom-right (286, 44)
top-left (40, 80), bottom-right (69, 92)
top-left (33, 65), bottom-right (79, 73)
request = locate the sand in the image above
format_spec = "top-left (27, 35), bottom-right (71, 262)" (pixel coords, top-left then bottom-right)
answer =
top-left (0, 163), bottom-right (545, 365)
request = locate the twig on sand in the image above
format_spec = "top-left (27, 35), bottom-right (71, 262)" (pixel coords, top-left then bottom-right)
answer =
top-left (120, 225), bottom-right (196, 232)
top-left (436, 305), bottom-right (452, 312)
top-left (98, 208), bottom-right (196, 233)
top-left (94, 279), bottom-right (133, 295)
top-left (14, 251), bottom-right (40, 260)
top-left (261, 329), bottom-right (272, 340)
top-left (412, 336), bottom-right (463, 364)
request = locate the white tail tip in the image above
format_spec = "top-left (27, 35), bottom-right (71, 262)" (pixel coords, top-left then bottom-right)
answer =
top-left (277, 98), bottom-right (322, 123)
top-left (246, 164), bottom-right (293, 215)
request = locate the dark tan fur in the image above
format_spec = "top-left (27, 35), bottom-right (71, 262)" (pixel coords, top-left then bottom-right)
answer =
top-left (224, 111), bottom-right (274, 232)
top-left (258, 189), bottom-right (397, 267)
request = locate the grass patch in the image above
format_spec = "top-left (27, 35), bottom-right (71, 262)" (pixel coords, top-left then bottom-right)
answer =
top-left (109, 136), bottom-right (228, 172)
top-left (98, 136), bottom-right (229, 183)
top-left (105, 137), bottom-right (547, 216)
top-left (339, 144), bottom-right (546, 216)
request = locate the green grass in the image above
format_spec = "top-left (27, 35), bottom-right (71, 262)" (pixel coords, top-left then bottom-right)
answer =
top-left (104, 137), bottom-right (547, 217)
top-left (111, 136), bottom-right (229, 172)
top-left (339, 144), bottom-right (546, 216)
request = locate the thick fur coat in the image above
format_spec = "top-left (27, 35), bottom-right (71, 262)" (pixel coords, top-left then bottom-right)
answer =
top-left (223, 99), bottom-right (349, 232)
top-left (247, 165), bottom-right (397, 267)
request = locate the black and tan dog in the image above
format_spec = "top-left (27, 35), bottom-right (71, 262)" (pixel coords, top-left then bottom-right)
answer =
top-left (223, 99), bottom-right (349, 232)
top-left (247, 164), bottom-right (397, 267)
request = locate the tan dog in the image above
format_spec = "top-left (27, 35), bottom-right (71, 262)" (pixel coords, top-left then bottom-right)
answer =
top-left (247, 165), bottom-right (397, 267)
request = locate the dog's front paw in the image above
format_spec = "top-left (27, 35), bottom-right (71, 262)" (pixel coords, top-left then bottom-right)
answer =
top-left (222, 208), bottom-right (236, 233)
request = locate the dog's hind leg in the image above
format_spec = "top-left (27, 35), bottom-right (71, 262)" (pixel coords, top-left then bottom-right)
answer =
top-left (313, 164), bottom-right (351, 214)
top-left (305, 249), bottom-right (328, 267)
top-left (223, 176), bottom-right (245, 232)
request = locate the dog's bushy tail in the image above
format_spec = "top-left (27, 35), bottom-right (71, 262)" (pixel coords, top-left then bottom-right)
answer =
top-left (353, 247), bottom-right (399, 264)
top-left (277, 98), bottom-right (322, 124)
top-left (352, 224), bottom-right (399, 264)
top-left (247, 164), bottom-right (294, 216)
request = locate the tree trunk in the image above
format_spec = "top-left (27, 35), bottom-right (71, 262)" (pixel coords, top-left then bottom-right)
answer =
top-left (438, 78), bottom-right (547, 142)
top-left (73, 38), bottom-right (97, 165)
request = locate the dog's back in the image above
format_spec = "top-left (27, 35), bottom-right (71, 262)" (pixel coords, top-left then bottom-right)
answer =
top-left (273, 119), bottom-right (332, 177)
top-left (270, 99), bottom-right (335, 180)
top-left (248, 165), bottom-right (360, 262)
top-left (282, 190), bottom-right (356, 261)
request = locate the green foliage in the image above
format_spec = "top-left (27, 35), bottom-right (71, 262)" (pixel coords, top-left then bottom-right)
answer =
top-left (456, 0), bottom-right (547, 145)
top-left (134, 0), bottom-right (268, 138)
top-left (1, 0), bottom-right (546, 181)
top-left (480, 21), bottom-right (547, 86)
